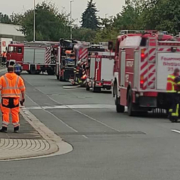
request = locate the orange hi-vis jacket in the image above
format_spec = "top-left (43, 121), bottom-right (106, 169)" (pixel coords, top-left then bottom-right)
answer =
top-left (166, 74), bottom-right (176, 93)
top-left (0, 73), bottom-right (25, 98)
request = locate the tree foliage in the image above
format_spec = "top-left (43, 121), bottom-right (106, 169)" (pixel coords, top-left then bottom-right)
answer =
top-left (11, 1), bottom-right (70, 41)
top-left (0, 12), bottom-right (12, 24)
top-left (2, 0), bottom-right (180, 42)
top-left (81, 0), bottom-right (99, 30)
top-left (72, 27), bottom-right (96, 42)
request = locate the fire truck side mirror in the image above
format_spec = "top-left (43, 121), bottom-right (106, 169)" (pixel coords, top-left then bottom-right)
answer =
top-left (108, 41), bottom-right (113, 51)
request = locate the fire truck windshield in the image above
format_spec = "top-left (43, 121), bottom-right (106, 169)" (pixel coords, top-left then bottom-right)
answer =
top-left (8, 46), bottom-right (16, 53)
top-left (8, 46), bottom-right (22, 53)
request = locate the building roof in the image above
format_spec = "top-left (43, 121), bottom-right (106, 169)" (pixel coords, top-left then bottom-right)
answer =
top-left (0, 23), bottom-right (24, 37)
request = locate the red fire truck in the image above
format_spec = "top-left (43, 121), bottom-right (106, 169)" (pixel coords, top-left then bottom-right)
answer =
top-left (55, 39), bottom-right (78, 81)
top-left (112, 30), bottom-right (179, 116)
top-left (7, 41), bottom-right (59, 75)
top-left (86, 43), bottom-right (115, 92)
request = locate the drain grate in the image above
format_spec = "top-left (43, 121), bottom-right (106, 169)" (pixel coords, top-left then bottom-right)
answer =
top-left (58, 131), bottom-right (145, 136)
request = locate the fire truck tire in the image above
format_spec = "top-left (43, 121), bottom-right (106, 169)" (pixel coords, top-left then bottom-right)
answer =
top-left (86, 83), bottom-right (90, 91)
top-left (59, 76), bottom-right (63, 81)
top-left (116, 104), bottom-right (125, 113)
top-left (93, 87), bottom-right (101, 93)
top-left (30, 66), bottom-right (36, 74)
top-left (127, 90), bottom-right (135, 116)
top-left (115, 95), bottom-right (125, 113)
top-left (47, 69), bottom-right (55, 75)
top-left (35, 71), bottom-right (40, 74)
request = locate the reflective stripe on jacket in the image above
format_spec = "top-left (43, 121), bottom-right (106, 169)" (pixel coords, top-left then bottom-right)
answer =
top-left (166, 74), bottom-right (176, 93)
top-left (0, 73), bottom-right (25, 98)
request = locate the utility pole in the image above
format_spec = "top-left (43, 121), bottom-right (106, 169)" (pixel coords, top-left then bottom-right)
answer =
top-left (33, 0), bottom-right (36, 42)
top-left (70, 0), bottom-right (73, 39)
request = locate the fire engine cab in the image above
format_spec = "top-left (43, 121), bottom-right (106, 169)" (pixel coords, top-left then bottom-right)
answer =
top-left (112, 30), bottom-right (179, 116)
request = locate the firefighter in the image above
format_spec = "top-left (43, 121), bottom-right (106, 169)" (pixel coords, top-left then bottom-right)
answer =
top-left (14, 62), bottom-right (22, 76)
top-left (166, 68), bottom-right (180, 122)
top-left (8, 60), bottom-right (22, 75)
top-left (175, 75), bottom-right (180, 121)
top-left (0, 66), bottom-right (25, 133)
top-left (1, 51), bottom-right (7, 66)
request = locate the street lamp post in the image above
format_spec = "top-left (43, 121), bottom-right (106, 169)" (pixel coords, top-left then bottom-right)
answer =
top-left (70, 0), bottom-right (73, 39)
top-left (33, 0), bottom-right (36, 42)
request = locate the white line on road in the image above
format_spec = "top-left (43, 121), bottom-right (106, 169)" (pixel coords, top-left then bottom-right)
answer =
top-left (24, 79), bottom-right (119, 134)
top-left (22, 104), bottom-right (115, 110)
top-left (25, 94), bottom-right (39, 106)
top-left (38, 91), bottom-right (121, 132)
top-left (172, 130), bottom-right (180, 134)
top-left (43, 109), bottom-right (88, 139)
top-left (24, 89), bottom-right (88, 139)
top-left (72, 108), bottom-right (121, 133)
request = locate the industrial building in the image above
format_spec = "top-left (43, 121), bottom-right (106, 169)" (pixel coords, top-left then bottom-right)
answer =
top-left (0, 23), bottom-right (24, 41)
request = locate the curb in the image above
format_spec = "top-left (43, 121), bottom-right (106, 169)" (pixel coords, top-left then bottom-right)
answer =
top-left (19, 108), bottom-right (73, 159)
top-left (0, 108), bottom-right (73, 161)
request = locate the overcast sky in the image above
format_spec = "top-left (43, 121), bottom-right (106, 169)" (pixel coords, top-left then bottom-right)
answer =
top-left (0, 0), bottom-right (125, 25)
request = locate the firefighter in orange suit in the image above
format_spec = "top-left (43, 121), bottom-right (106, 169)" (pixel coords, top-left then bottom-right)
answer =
top-left (1, 51), bottom-right (7, 65)
top-left (0, 66), bottom-right (25, 133)
top-left (166, 68), bottom-right (180, 122)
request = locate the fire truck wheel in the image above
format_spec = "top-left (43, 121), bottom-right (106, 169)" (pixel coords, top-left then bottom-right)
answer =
top-left (59, 76), bottom-right (63, 81)
top-left (30, 66), bottom-right (36, 74)
top-left (93, 87), bottom-right (101, 93)
top-left (86, 83), bottom-right (90, 91)
top-left (35, 71), bottom-right (40, 74)
top-left (115, 95), bottom-right (125, 113)
top-left (116, 103), bottom-right (125, 113)
top-left (47, 69), bottom-right (55, 75)
top-left (127, 90), bottom-right (135, 116)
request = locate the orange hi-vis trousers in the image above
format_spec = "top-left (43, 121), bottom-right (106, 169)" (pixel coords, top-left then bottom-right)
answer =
top-left (1, 97), bottom-right (20, 128)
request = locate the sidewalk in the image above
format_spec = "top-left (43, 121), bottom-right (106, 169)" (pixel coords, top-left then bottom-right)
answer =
top-left (0, 114), bottom-right (42, 139)
top-left (0, 108), bottom-right (72, 161)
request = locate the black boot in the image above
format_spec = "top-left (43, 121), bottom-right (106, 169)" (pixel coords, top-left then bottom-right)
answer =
top-left (0, 127), bottom-right (7, 133)
top-left (14, 126), bottom-right (19, 133)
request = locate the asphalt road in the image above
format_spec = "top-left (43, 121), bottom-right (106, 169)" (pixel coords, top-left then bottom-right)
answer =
top-left (1, 72), bottom-right (180, 180)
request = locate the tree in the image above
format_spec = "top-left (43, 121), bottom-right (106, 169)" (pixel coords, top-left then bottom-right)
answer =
top-left (13, 1), bottom-right (70, 41)
top-left (0, 13), bottom-right (12, 24)
top-left (140, 0), bottom-right (180, 34)
top-left (81, 0), bottom-right (99, 30)
top-left (112, 0), bottom-right (143, 31)
top-left (72, 27), bottom-right (96, 42)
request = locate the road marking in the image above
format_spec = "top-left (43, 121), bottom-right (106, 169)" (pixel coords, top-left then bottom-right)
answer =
top-left (22, 104), bottom-right (115, 110)
top-left (72, 109), bottom-right (121, 133)
top-left (25, 94), bottom-right (39, 106)
top-left (23, 79), bottom-right (119, 134)
top-left (24, 92), bottom-right (88, 139)
top-left (42, 109), bottom-right (88, 139)
top-left (172, 130), bottom-right (180, 134)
